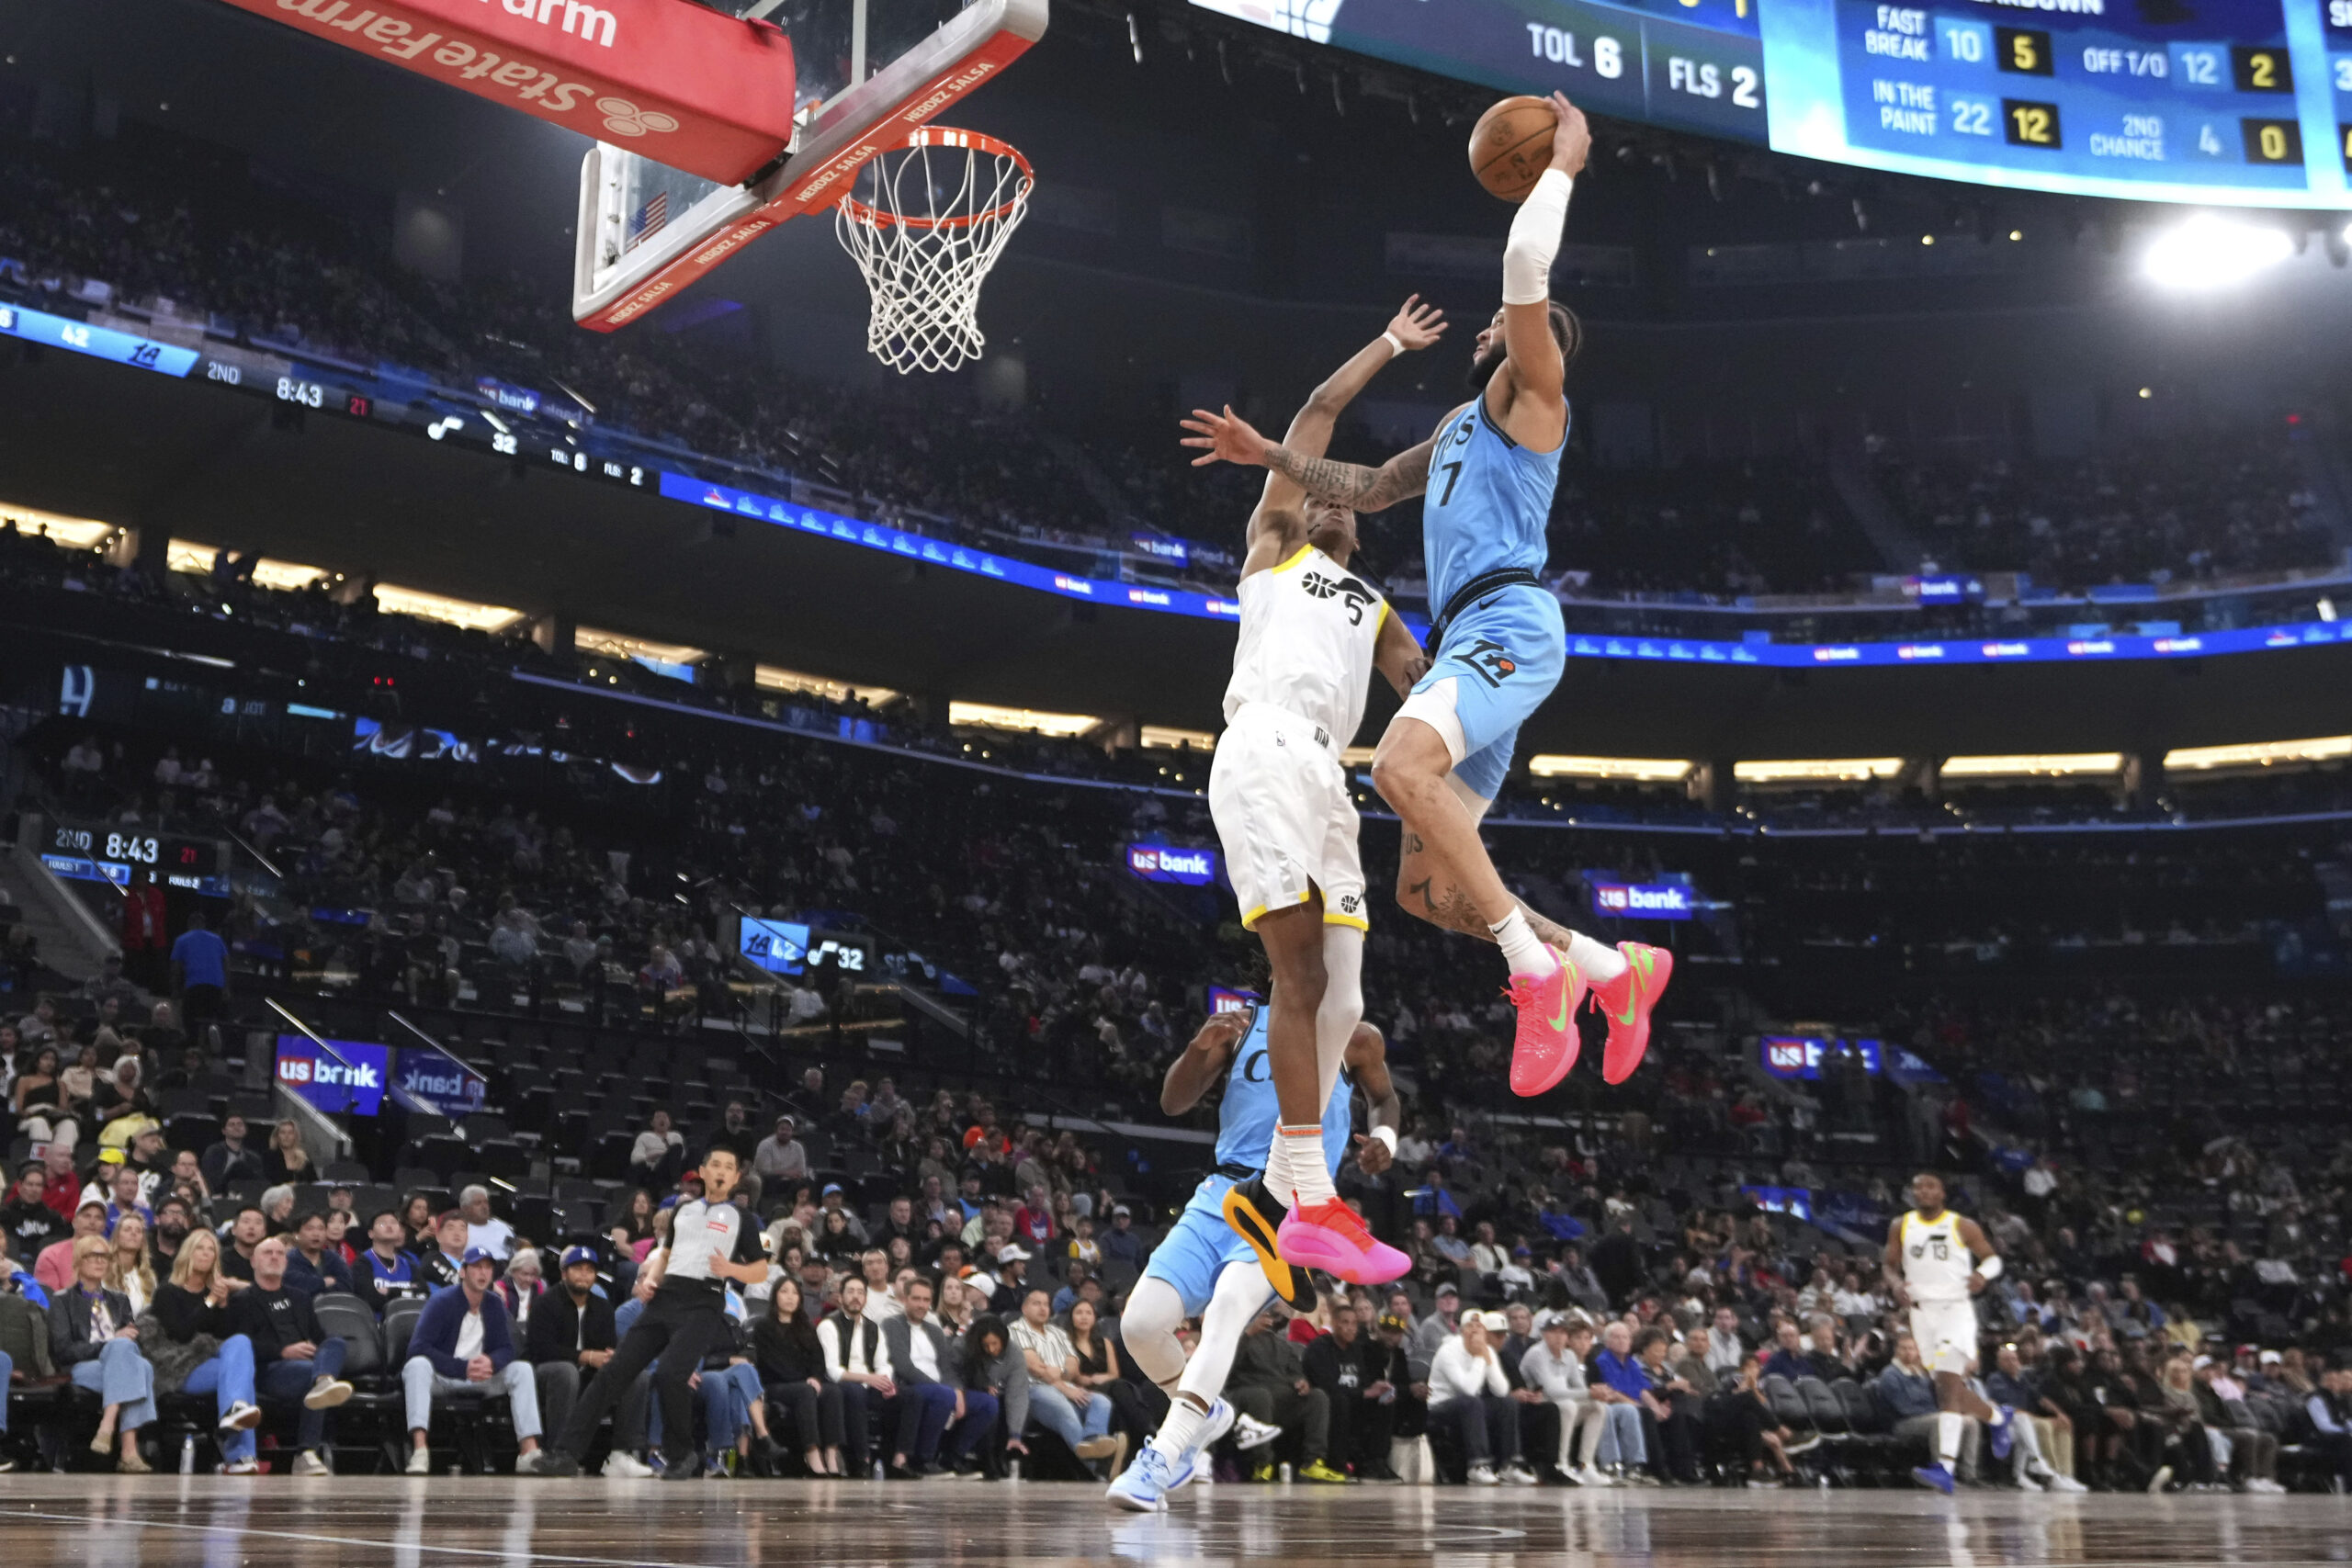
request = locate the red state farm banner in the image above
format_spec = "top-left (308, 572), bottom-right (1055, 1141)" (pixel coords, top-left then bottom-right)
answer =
top-left (220, 0), bottom-right (797, 186)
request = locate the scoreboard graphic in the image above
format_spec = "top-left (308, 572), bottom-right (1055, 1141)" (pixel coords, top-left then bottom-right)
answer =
top-left (1193, 0), bottom-right (2352, 206)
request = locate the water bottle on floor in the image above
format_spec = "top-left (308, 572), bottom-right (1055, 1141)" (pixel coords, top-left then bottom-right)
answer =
top-left (180, 1436), bottom-right (196, 1475)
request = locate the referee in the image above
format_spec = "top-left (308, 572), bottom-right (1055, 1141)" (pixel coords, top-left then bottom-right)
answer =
top-left (537, 1140), bottom-right (769, 1479)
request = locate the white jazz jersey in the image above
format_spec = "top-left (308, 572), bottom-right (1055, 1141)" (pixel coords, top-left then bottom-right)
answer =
top-left (1210, 544), bottom-right (1387, 934)
top-left (1898, 1209), bottom-right (1975, 1304)
top-left (1221, 544), bottom-right (1390, 746)
top-left (1901, 1209), bottom-right (1979, 1375)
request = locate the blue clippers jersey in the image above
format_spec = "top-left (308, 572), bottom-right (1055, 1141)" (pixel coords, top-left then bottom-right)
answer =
top-left (1422, 396), bottom-right (1566, 614)
top-left (1213, 1006), bottom-right (1356, 1177)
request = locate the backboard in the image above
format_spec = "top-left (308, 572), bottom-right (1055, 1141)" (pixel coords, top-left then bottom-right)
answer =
top-left (572, 0), bottom-right (1046, 332)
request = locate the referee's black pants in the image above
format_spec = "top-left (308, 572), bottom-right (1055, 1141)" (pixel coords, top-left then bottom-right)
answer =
top-left (553, 1283), bottom-right (721, 1466)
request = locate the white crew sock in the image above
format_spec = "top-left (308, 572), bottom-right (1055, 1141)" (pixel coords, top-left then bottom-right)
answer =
top-left (1935, 1412), bottom-right (1963, 1467)
top-left (1261, 1125), bottom-right (1294, 1207)
top-left (1565, 931), bottom-right (1628, 983)
top-left (1489, 908), bottom-right (1558, 977)
top-left (1149, 1393), bottom-right (1210, 1461)
top-left (1278, 1122), bottom-right (1336, 1209)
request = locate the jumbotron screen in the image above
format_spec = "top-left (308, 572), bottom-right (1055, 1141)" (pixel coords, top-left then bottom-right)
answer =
top-left (1191, 0), bottom-right (2352, 207)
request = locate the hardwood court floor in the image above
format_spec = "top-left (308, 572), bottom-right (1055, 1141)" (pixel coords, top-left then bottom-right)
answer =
top-left (3, 1475), bottom-right (2347, 1567)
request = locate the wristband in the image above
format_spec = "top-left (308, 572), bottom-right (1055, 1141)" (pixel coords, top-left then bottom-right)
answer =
top-left (1380, 331), bottom-right (1406, 358)
top-left (1370, 1125), bottom-right (1399, 1156)
top-left (1974, 1253), bottom-right (2004, 1280)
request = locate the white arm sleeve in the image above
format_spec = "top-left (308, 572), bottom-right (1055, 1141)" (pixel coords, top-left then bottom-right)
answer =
top-left (1501, 169), bottom-right (1574, 306)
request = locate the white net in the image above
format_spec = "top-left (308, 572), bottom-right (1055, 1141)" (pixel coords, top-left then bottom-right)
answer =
top-left (834, 127), bottom-right (1033, 374)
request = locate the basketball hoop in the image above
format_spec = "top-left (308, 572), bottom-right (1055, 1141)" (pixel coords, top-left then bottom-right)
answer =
top-left (834, 127), bottom-right (1033, 374)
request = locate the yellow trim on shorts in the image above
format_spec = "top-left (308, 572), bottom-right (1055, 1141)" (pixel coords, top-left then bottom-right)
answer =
top-left (1323, 908), bottom-right (1369, 931)
top-left (1271, 544), bottom-right (1316, 574)
top-left (1239, 889), bottom-right (1315, 931)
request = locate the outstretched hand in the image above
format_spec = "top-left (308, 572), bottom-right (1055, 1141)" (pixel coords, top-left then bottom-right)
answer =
top-left (1387, 294), bottom-right (1447, 352)
top-left (1546, 92), bottom-right (1591, 177)
top-left (1180, 405), bottom-right (1272, 468)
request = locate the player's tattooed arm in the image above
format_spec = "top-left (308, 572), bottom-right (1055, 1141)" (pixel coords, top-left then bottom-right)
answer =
top-left (1261, 435), bottom-right (1434, 512)
top-left (1183, 407), bottom-right (1433, 511)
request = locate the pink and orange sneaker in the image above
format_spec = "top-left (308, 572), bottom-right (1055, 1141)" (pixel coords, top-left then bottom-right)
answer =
top-left (1591, 942), bottom-right (1672, 1084)
top-left (1275, 1199), bottom-right (1409, 1285)
top-left (1504, 950), bottom-right (1586, 1097)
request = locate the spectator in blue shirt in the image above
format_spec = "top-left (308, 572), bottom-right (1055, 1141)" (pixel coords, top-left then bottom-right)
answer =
top-left (1098, 1205), bottom-right (1145, 1269)
top-left (169, 913), bottom-right (230, 1025)
top-left (1760, 1319), bottom-right (1810, 1384)
top-left (355, 1209), bottom-right (425, 1317)
top-left (2307, 1368), bottom-right (2351, 1490)
top-left (401, 1247), bottom-right (548, 1473)
top-left (1591, 1320), bottom-right (1649, 1400)
top-left (284, 1213), bottom-right (354, 1297)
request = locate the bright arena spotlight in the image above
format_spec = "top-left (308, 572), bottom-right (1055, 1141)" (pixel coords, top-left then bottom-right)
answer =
top-left (2140, 214), bottom-right (2294, 290)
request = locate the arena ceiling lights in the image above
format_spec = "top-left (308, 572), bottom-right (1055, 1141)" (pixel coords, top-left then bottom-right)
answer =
top-left (2142, 216), bottom-right (2295, 291)
top-left (166, 539), bottom-right (329, 592)
top-left (4, 504), bottom-right (119, 552)
top-left (1141, 727), bottom-right (1217, 751)
top-left (2164, 735), bottom-right (2352, 773)
top-left (755, 665), bottom-right (899, 707)
top-left (947, 701), bottom-right (1100, 738)
top-left (1733, 758), bottom-right (1905, 784)
top-left (1939, 752), bottom-right (2125, 780)
top-left (1528, 755), bottom-right (1695, 784)
top-left (371, 584), bottom-right (526, 634)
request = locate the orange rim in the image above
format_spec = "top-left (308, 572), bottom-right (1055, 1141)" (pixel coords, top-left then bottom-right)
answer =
top-left (837, 126), bottom-right (1034, 231)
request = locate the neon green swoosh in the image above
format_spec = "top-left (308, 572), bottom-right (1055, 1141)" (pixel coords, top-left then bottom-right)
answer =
top-left (1547, 974), bottom-right (1572, 1032)
top-left (1612, 953), bottom-right (1648, 1026)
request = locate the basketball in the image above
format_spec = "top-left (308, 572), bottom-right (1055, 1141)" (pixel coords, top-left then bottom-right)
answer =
top-left (1468, 95), bottom-right (1558, 202)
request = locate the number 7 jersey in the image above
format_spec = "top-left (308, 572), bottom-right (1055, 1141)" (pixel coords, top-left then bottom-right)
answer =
top-left (1421, 397), bottom-right (1565, 615)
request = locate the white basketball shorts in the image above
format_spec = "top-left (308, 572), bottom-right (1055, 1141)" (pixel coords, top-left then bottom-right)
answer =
top-left (1208, 702), bottom-right (1367, 932)
top-left (1908, 1300), bottom-right (1979, 1377)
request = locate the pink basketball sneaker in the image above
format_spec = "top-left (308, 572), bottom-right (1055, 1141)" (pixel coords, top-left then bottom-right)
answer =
top-left (1504, 951), bottom-right (1586, 1097)
top-left (1275, 1200), bottom-right (1409, 1285)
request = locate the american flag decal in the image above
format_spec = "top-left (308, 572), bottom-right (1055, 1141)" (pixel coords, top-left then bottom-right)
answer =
top-left (625, 192), bottom-right (670, 253)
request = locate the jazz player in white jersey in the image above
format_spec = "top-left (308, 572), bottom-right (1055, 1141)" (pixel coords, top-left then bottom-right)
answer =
top-left (1883, 1170), bottom-right (2007, 1494)
top-left (1201, 299), bottom-right (1441, 1290)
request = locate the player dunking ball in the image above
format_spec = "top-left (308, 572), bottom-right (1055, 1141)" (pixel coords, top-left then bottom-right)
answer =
top-left (1107, 1001), bottom-right (1401, 1511)
top-left (1195, 300), bottom-right (1440, 1288)
top-left (1182, 93), bottom-right (1671, 1102)
top-left (536, 1141), bottom-right (768, 1480)
top-left (1884, 1170), bottom-right (2009, 1494)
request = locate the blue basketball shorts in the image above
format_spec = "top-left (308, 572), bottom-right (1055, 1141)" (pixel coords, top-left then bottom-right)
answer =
top-left (1395, 583), bottom-right (1565, 805)
top-left (1140, 1182), bottom-right (1262, 1316)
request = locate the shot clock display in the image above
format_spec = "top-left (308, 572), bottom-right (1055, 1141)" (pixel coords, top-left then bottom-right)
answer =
top-left (1190, 0), bottom-right (2352, 206)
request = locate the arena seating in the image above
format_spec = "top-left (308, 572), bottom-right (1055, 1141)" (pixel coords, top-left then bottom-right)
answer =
top-left (1, 532), bottom-right (2346, 1489)
top-left (0, 133), bottom-right (2335, 605)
